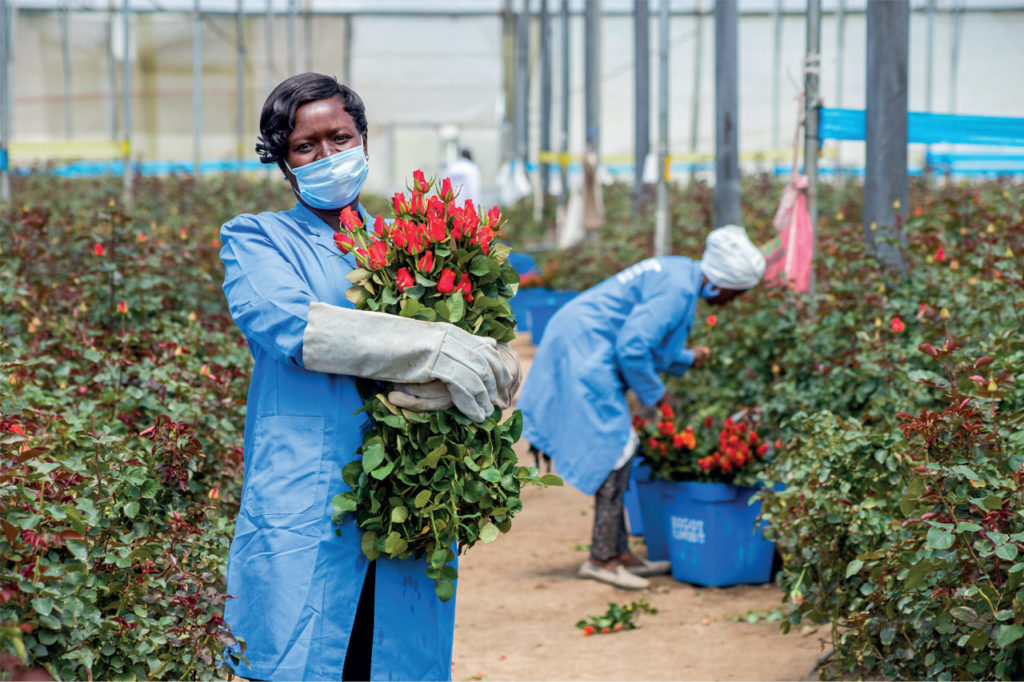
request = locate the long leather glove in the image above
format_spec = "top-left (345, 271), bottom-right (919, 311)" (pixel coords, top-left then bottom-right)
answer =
top-left (301, 302), bottom-right (510, 423)
top-left (389, 342), bottom-right (522, 412)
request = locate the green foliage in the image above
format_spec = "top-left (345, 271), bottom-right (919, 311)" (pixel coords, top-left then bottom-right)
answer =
top-left (0, 173), bottom-right (294, 679)
top-left (575, 599), bottom-right (658, 635)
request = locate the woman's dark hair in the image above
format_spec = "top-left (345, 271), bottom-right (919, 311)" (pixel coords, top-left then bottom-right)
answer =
top-left (255, 72), bottom-right (368, 170)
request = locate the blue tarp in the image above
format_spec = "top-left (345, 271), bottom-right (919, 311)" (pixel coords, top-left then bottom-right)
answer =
top-left (820, 108), bottom-right (1024, 147)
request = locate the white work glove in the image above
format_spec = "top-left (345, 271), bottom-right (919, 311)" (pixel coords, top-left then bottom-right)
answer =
top-left (302, 302), bottom-right (511, 423)
top-left (389, 342), bottom-right (522, 412)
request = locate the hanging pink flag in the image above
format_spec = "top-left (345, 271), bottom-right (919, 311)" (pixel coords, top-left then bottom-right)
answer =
top-left (763, 173), bottom-right (813, 293)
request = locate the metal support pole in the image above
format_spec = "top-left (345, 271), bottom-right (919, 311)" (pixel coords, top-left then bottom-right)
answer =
top-left (771, 0), bottom-right (782, 150)
top-left (303, 0), bottom-right (312, 73)
top-left (265, 0), bottom-right (274, 92)
top-left (713, 0), bottom-right (740, 229)
top-left (558, 0), bottom-right (569, 208)
top-left (107, 3), bottom-right (118, 141)
top-left (584, 0), bottom-right (600, 163)
top-left (514, 0), bottom-right (529, 171)
top-left (122, 0), bottom-right (133, 204)
top-left (287, 0), bottom-right (297, 76)
top-left (804, 0), bottom-right (820, 294)
top-left (342, 14), bottom-right (352, 84)
top-left (61, 1), bottom-right (72, 139)
top-left (949, 1), bottom-right (963, 115)
top-left (864, 0), bottom-right (909, 271)
top-left (193, 0), bottom-right (202, 176)
top-left (0, 0), bottom-right (11, 205)
top-left (236, 0), bottom-right (245, 169)
top-left (924, 0), bottom-right (934, 167)
top-left (834, 0), bottom-right (845, 171)
top-left (688, 1), bottom-right (703, 178)
top-left (633, 0), bottom-right (650, 211)
top-left (539, 0), bottom-right (552, 200)
top-left (654, 0), bottom-right (669, 257)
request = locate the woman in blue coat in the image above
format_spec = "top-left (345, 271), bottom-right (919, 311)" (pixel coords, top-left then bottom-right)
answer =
top-left (516, 226), bottom-right (766, 590)
top-left (219, 73), bottom-right (517, 681)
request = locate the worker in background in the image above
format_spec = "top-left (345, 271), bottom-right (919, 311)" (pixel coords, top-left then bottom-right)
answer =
top-left (444, 148), bottom-right (482, 206)
top-left (515, 225), bottom-right (766, 589)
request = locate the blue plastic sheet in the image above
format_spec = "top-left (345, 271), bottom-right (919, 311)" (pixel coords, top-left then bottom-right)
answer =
top-left (821, 108), bottom-right (1024, 147)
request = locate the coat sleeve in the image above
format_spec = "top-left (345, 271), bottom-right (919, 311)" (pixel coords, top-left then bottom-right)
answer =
top-left (220, 215), bottom-right (315, 368)
top-left (666, 348), bottom-right (695, 376)
top-left (613, 288), bottom-right (688, 407)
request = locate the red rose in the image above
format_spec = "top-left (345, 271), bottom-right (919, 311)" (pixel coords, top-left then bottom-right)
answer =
top-left (418, 250), bottom-right (434, 273)
top-left (339, 206), bottom-right (362, 230)
top-left (396, 267), bottom-right (415, 291)
top-left (334, 232), bottom-right (355, 254)
top-left (391, 226), bottom-right (408, 250)
top-left (117, 300), bottom-right (128, 315)
top-left (429, 218), bottom-right (447, 243)
top-left (373, 214), bottom-right (387, 239)
top-left (458, 272), bottom-right (473, 302)
top-left (934, 246), bottom-right (945, 262)
top-left (672, 433), bottom-right (685, 448)
top-left (706, 314), bottom-right (717, 327)
top-left (413, 169), bottom-right (428, 192)
top-left (757, 443), bottom-right (769, 456)
top-left (367, 241), bottom-right (389, 270)
top-left (427, 196), bottom-right (445, 221)
top-left (406, 223), bottom-right (425, 255)
top-left (410, 192), bottom-right (426, 217)
top-left (440, 177), bottom-right (453, 201)
top-left (437, 269), bottom-right (456, 294)
top-left (487, 205), bottom-right (501, 227)
top-left (93, 242), bottom-right (105, 256)
top-left (392, 192), bottom-right (408, 214)
top-left (891, 316), bottom-right (905, 333)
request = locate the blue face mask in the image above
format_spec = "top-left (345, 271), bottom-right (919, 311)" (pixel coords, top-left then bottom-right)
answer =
top-left (287, 142), bottom-right (369, 210)
top-left (700, 280), bottom-right (721, 300)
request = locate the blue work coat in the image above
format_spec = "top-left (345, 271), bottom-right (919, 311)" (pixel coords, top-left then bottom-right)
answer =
top-left (517, 257), bottom-right (703, 495)
top-left (220, 202), bottom-right (456, 681)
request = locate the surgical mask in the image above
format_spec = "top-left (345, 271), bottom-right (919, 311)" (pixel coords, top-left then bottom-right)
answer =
top-left (287, 143), bottom-right (369, 209)
top-left (699, 280), bottom-right (721, 300)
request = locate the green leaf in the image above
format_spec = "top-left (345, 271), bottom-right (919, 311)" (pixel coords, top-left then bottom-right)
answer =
top-left (414, 489), bottom-right (432, 509)
top-left (361, 443), bottom-right (386, 473)
top-left (123, 500), bottom-right (140, 519)
top-left (435, 578), bottom-right (455, 602)
top-left (391, 506), bottom-right (409, 524)
top-left (369, 460), bottom-right (395, 480)
top-left (538, 474), bottom-right (564, 487)
top-left (845, 559), bottom-right (864, 578)
top-left (951, 465), bottom-right (981, 481)
top-left (447, 293), bottom-right (465, 323)
top-left (997, 624), bottom-right (1024, 648)
top-left (996, 543), bottom-right (1019, 561)
top-left (346, 268), bottom-right (371, 284)
top-left (950, 606), bottom-right (979, 622)
top-left (479, 522), bottom-right (500, 543)
top-left (926, 525), bottom-right (956, 550)
top-left (31, 596), bottom-right (53, 617)
top-left (490, 243), bottom-right (512, 265)
top-left (479, 468), bottom-right (501, 483)
top-left (880, 624), bottom-right (896, 646)
top-left (361, 531), bottom-right (380, 560)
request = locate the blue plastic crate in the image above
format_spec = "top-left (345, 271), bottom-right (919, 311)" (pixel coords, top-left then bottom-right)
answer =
top-left (665, 482), bottom-right (775, 587)
top-left (526, 291), bottom-right (577, 345)
top-left (623, 462), bottom-right (650, 536)
top-left (635, 479), bottom-right (670, 561)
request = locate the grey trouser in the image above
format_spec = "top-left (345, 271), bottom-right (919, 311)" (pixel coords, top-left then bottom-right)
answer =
top-left (590, 457), bottom-right (634, 561)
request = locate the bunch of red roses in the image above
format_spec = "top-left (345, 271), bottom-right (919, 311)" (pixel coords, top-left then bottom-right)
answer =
top-left (634, 407), bottom-right (772, 485)
top-left (333, 170), bottom-right (500, 310)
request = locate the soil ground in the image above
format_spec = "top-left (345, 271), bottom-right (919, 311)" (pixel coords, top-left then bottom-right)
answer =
top-left (450, 333), bottom-right (827, 681)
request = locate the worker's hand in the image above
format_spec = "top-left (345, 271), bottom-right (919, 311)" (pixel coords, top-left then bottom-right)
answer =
top-left (388, 380), bottom-right (454, 411)
top-left (692, 345), bottom-right (711, 368)
top-left (493, 343), bottom-right (522, 409)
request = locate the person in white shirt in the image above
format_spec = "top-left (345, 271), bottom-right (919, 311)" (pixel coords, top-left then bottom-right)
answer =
top-left (444, 148), bottom-right (482, 206)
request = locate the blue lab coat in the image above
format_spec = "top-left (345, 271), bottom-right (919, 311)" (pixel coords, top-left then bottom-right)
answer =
top-left (220, 202), bottom-right (455, 681)
top-left (517, 257), bottom-right (703, 495)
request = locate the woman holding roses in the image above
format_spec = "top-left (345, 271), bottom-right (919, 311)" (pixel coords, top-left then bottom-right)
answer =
top-left (218, 73), bottom-right (518, 681)
top-left (516, 225), bottom-right (765, 590)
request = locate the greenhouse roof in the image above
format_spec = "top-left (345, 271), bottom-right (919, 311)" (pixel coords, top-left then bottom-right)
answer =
top-left (10, 0), bottom-right (1024, 14)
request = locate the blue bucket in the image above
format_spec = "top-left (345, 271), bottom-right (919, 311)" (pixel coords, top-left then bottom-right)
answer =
top-left (635, 479), bottom-right (672, 561)
top-left (665, 482), bottom-right (776, 586)
top-left (526, 291), bottom-right (576, 345)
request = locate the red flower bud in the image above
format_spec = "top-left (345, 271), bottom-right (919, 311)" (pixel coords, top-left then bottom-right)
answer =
top-left (891, 316), bottom-right (905, 333)
top-left (373, 214), bottom-right (387, 238)
top-left (413, 169), bottom-right (428, 192)
top-left (93, 242), bottom-right (105, 256)
top-left (487, 205), bottom-right (501, 227)
top-left (396, 267), bottom-right (415, 291)
top-left (706, 314), bottom-right (717, 327)
top-left (334, 232), bottom-right (355, 254)
top-left (934, 246), bottom-right (945, 262)
top-left (339, 206), bottom-right (362, 230)
top-left (441, 177), bottom-right (453, 201)
top-left (367, 241), bottom-right (390, 270)
top-left (418, 250), bottom-right (434, 273)
top-left (437, 268), bottom-right (456, 294)
top-left (429, 218), bottom-right (447, 242)
top-left (458, 272), bottom-right (473, 302)
top-left (392, 192), bottom-right (409, 214)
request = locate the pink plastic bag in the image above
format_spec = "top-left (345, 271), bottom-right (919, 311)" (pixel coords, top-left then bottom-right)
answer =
top-left (763, 173), bottom-right (813, 293)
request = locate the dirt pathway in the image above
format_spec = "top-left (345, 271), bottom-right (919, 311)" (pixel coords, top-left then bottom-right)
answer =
top-left (450, 334), bottom-right (826, 681)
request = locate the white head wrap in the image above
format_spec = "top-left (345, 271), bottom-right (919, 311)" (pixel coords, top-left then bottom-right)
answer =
top-left (700, 224), bottom-right (767, 290)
